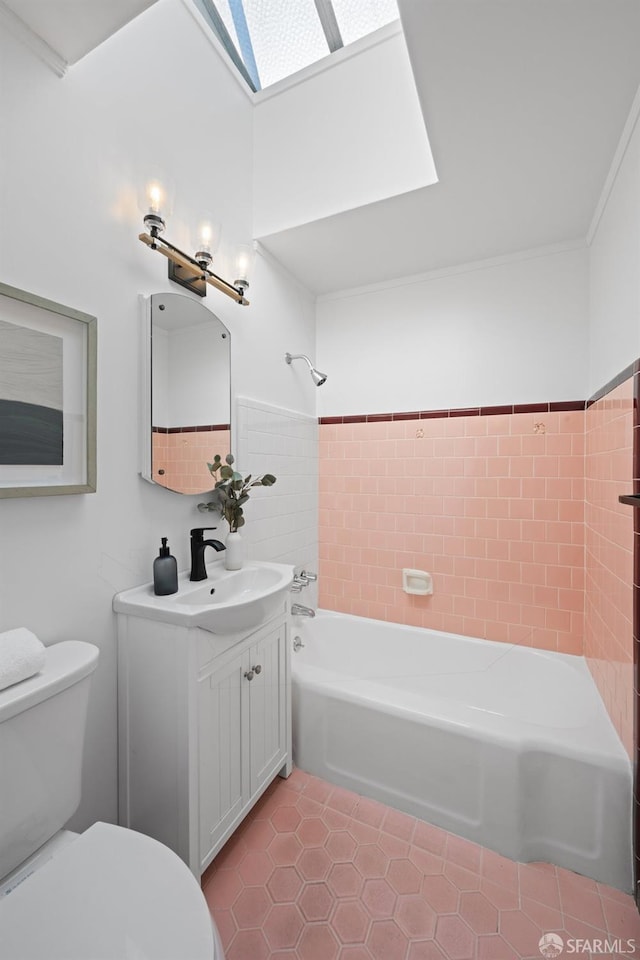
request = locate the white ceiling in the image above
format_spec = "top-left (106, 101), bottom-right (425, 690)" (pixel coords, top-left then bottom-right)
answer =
top-left (4, 0), bottom-right (640, 297)
top-left (1, 0), bottom-right (158, 65)
top-left (258, 0), bottom-right (640, 295)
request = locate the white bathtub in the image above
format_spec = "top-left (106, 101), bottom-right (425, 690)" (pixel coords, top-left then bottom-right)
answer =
top-left (291, 610), bottom-right (632, 891)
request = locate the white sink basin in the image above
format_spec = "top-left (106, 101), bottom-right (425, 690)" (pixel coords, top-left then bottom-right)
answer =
top-left (113, 560), bottom-right (293, 634)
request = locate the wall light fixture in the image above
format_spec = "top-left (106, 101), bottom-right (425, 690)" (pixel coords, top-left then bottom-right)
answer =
top-left (138, 178), bottom-right (253, 305)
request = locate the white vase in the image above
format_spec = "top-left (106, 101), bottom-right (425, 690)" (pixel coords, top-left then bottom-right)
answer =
top-left (225, 531), bottom-right (244, 570)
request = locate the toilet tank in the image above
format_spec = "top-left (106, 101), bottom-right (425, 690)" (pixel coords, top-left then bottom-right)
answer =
top-left (0, 640), bottom-right (99, 880)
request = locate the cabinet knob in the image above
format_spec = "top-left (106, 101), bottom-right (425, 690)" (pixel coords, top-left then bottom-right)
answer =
top-left (253, 664), bottom-right (262, 675)
top-left (244, 670), bottom-right (254, 681)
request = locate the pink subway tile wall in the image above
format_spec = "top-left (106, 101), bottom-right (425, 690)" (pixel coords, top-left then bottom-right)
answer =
top-left (319, 411), bottom-right (585, 655)
top-left (585, 380), bottom-right (634, 758)
top-left (152, 429), bottom-right (230, 494)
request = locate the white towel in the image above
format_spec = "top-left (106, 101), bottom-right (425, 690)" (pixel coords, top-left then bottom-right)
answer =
top-left (0, 628), bottom-right (46, 692)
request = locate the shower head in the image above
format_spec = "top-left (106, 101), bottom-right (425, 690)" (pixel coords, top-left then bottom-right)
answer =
top-left (285, 352), bottom-right (327, 387)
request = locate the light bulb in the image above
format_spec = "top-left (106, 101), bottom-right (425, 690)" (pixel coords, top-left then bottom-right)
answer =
top-left (137, 173), bottom-right (174, 236)
top-left (194, 217), bottom-right (221, 269)
top-left (232, 243), bottom-right (255, 289)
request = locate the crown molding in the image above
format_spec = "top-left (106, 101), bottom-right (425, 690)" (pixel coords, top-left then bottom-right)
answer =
top-left (0, 1), bottom-right (67, 77)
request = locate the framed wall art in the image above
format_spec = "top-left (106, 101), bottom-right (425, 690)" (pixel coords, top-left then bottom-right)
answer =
top-left (0, 282), bottom-right (96, 497)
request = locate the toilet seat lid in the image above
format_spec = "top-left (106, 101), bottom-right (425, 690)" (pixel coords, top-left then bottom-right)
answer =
top-left (0, 823), bottom-right (217, 959)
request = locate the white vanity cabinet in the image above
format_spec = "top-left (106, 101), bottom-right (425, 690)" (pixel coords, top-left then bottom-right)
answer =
top-left (117, 611), bottom-right (291, 877)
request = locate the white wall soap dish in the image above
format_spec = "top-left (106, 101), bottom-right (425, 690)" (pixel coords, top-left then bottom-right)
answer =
top-left (402, 569), bottom-right (433, 596)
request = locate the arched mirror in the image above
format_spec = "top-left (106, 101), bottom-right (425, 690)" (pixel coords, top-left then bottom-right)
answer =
top-left (140, 292), bottom-right (231, 495)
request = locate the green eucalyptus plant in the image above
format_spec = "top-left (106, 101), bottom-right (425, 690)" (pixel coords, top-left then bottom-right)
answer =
top-left (197, 454), bottom-right (276, 533)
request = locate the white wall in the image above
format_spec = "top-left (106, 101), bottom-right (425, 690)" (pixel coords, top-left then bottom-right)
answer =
top-left (588, 104), bottom-right (640, 392)
top-left (0, 0), bottom-right (315, 830)
top-left (253, 25), bottom-right (436, 238)
top-left (316, 245), bottom-right (589, 416)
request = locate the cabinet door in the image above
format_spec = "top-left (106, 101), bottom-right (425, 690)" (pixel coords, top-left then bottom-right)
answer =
top-left (198, 653), bottom-right (247, 868)
top-left (248, 622), bottom-right (287, 796)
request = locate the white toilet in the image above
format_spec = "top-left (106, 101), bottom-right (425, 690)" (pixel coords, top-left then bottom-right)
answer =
top-left (0, 639), bottom-right (225, 959)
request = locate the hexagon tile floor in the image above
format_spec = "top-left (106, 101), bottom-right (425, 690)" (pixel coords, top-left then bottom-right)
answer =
top-left (201, 768), bottom-right (640, 959)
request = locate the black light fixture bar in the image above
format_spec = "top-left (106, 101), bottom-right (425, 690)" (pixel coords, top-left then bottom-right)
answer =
top-left (138, 232), bottom-right (249, 305)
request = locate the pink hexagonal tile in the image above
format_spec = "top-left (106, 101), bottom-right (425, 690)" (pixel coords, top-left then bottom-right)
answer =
top-left (409, 846), bottom-right (445, 876)
top-left (283, 767), bottom-right (310, 792)
top-left (297, 882), bottom-right (334, 921)
top-left (297, 795), bottom-right (325, 818)
top-left (476, 934), bottom-right (519, 960)
top-left (407, 941), bottom-right (448, 960)
top-left (327, 861), bottom-right (364, 899)
top-left (366, 919), bottom-right (409, 960)
top-left (601, 894), bottom-right (640, 940)
top-left (333, 900), bottom-right (371, 944)
top-left (227, 928), bottom-right (271, 960)
top-left (381, 808), bottom-right (416, 842)
top-left (378, 832), bottom-right (410, 860)
top-left (208, 907), bottom-right (236, 950)
top-left (395, 894), bottom-right (437, 938)
top-left (518, 862), bottom-right (561, 909)
top-left (348, 819), bottom-right (381, 845)
top-left (387, 858), bottom-right (422, 895)
top-left (321, 806), bottom-right (351, 831)
top-left (458, 890), bottom-right (499, 935)
top-left (267, 865), bottom-right (304, 903)
top-left (479, 877), bottom-right (519, 911)
top-left (326, 785), bottom-right (358, 816)
top-left (269, 832), bottom-right (303, 866)
top-left (422, 874), bottom-right (459, 913)
top-left (445, 834), bottom-right (482, 874)
top-left (434, 915), bottom-right (475, 960)
top-left (302, 775), bottom-right (333, 804)
top-left (597, 882), bottom-right (634, 907)
top-left (271, 805), bottom-right (303, 834)
top-left (412, 821), bottom-right (447, 856)
top-left (231, 886), bottom-right (272, 929)
top-left (500, 908), bottom-right (544, 957)
top-left (480, 848), bottom-right (519, 891)
top-left (204, 867), bottom-right (243, 909)
top-left (520, 895), bottom-right (564, 933)
top-left (443, 861), bottom-right (481, 892)
top-left (352, 797), bottom-right (386, 828)
top-left (557, 872), bottom-right (605, 928)
top-left (237, 848), bottom-right (274, 886)
top-left (361, 878), bottom-right (397, 920)
top-left (297, 922), bottom-right (340, 959)
top-left (325, 829), bottom-right (358, 862)
top-left (354, 844), bottom-right (389, 879)
top-left (297, 817), bottom-right (329, 847)
top-left (263, 902), bottom-right (304, 950)
top-left (339, 948), bottom-right (374, 960)
top-left (242, 817), bottom-right (276, 850)
top-left (297, 847), bottom-right (332, 881)
top-left (214, 832), bottom-right (246, 869)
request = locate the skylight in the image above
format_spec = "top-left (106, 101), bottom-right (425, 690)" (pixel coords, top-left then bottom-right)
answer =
top-left (194, 0), bottom-right (400, 91)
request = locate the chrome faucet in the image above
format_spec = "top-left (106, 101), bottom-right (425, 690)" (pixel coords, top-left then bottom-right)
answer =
top-left (291, 603), bottom-right (315, 618)
top-left (189, 527), bottom-right (226, 581)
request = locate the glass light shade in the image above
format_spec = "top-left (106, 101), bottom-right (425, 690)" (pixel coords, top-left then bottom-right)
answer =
top-left (232, 243), bottom-right (256, 288)
top-left (137, 175), bottom-right (175, 223)
top-left (194, 217), bottom-right (222, 258)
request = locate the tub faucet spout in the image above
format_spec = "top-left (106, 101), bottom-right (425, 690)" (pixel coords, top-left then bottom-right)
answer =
top-left (190, 527), bottom-right (226, 581)
top-left (291, 603), bottom-right (315, 618)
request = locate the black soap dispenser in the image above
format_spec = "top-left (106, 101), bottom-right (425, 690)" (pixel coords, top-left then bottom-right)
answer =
top-left (153, 537), bottom-right (178, 596)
